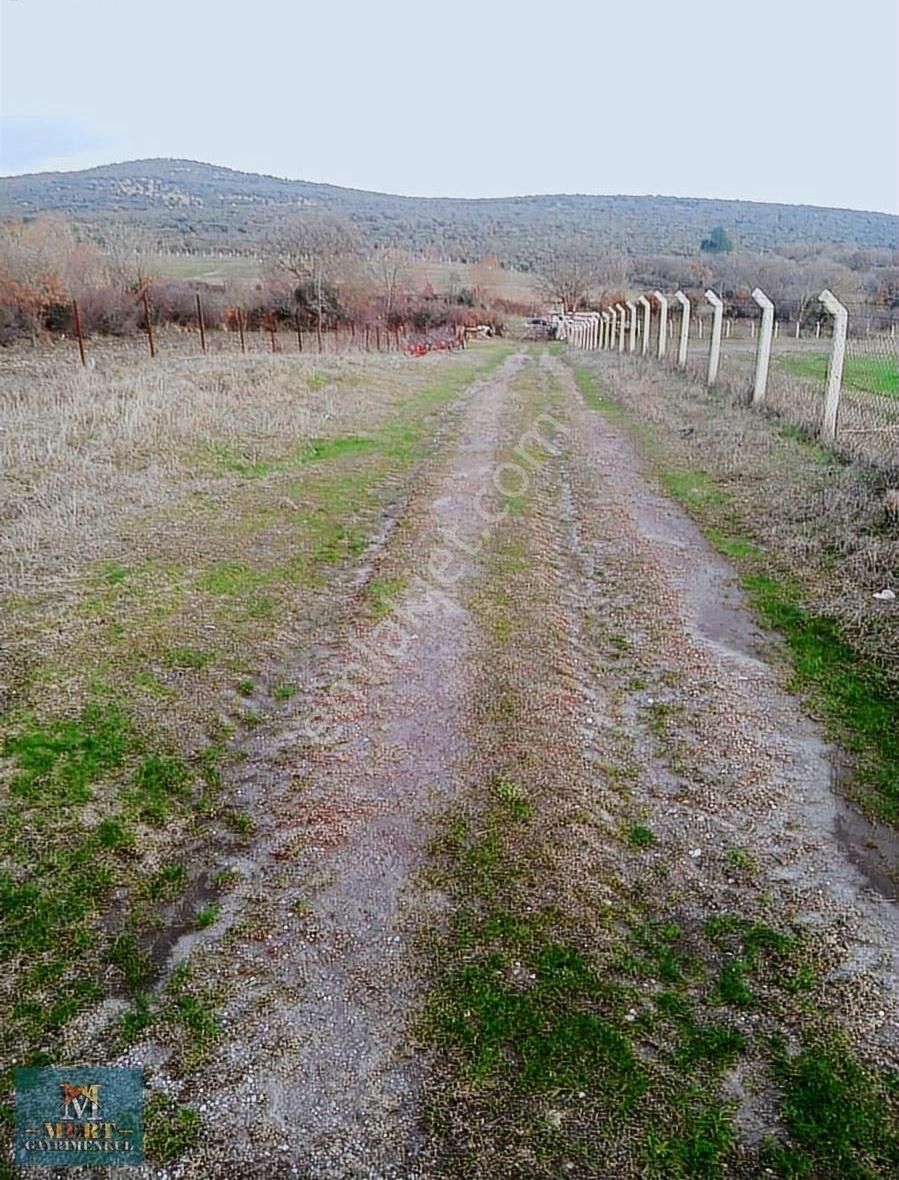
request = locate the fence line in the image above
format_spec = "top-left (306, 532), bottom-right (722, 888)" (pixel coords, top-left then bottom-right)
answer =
top-left (65, 296), bottom-right (472, 367)
top-left (557, 288), bottom-right (899, 469)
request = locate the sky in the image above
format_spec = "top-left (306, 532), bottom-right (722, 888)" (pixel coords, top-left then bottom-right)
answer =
top-left (0, 0), bottom-right (897, 214)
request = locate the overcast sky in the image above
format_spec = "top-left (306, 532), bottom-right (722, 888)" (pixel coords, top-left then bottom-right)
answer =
top-left (1, 0), bottom-right (897, 213)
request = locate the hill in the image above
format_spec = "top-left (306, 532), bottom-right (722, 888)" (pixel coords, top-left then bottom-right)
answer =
top-left (1, 158), bottom-right (896, 265)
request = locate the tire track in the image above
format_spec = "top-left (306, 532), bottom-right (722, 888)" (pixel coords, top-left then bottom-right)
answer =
top-left (134, 352), bottom-right (527, 1179)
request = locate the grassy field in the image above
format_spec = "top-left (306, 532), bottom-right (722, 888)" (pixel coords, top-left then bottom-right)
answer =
top-left (0, 340), bottom-right (510, 1129)
top-left (149, 253), bottom-right (262, 281)
top-left (1, 341), bottom-right (896, 1177)
top-left (148, 251), bottom-right (541, 305)
top-left (781, 352), bottom-right (899, 397)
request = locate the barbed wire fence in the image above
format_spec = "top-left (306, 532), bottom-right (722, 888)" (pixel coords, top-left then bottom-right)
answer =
top-left (559, 289), bottom-right (898, 471)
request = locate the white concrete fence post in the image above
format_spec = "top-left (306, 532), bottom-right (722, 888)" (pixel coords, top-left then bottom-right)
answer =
top-left (750, 287), bottom-right (775, 406)
top-left (674, 290), bottom-right (690, 369)
top-left (626, 301), bottom-right (637, 353)
top-left (616, 304), bottom-right (627, 354)
top-left (608, 306), bottom-right (616, 351)
top-left (600, 312), bottom-right (608, 350)
top-left (637, 295), bottom-right (651, 356)
top-left (819, 289), bottom-right (848, 446)
top-left (654, 291), bottom-right (668, 359)
top-left (704, 290), bottom-right (723, 386)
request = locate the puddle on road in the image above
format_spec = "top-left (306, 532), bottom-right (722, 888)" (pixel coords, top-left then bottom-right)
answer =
top-left (143, 868), bottom-right (222, 977)
top-left (831, 756), bottom-right (899, 901)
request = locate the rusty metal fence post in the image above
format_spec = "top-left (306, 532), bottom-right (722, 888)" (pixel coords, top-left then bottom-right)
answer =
top-left (72, 300), bottom-right (86, 367)
top-left (196, 293), bottom-right (207, 353)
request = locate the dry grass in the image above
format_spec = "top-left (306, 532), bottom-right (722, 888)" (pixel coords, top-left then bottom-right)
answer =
top-left (0, 337), bottom-right (508, 1098)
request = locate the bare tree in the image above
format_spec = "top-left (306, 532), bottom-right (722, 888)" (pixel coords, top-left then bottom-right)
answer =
top-left (538, 245), bottom-right (601, 311)
top-left (264, 212), bottom-right (364, 335)
top-left (98, 223), bottom-right (157, 291)
top-left (0, 216), bottom-right (107, 341)
top-left (446, 269), bottom-right (463, 305)
top-left (370, 246), bottom-right (411, 323)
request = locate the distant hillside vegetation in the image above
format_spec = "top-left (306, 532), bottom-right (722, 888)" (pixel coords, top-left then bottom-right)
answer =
top-left (1, 158), bottom-right (896, 265)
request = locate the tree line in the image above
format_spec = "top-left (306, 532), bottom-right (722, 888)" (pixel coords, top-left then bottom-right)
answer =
top-left (0, 213), bottom-right (516, 346)
top-left (1, 210), bottom-right (896, 347)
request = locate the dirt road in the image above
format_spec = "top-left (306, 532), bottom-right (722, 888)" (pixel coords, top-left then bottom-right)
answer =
top-left (114, 348), bottom-right (895, 1179)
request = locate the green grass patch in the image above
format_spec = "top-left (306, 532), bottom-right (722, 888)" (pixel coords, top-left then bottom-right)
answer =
top-left (0, 835), bottom-right (112, 956)
top-left (572, 362), bottom-right (628, 419)
top-left (489, 775), bottom-right (532, 821)
top-left (712, 958), bottom-right (755, 1008)
top-left (777, 422), bottom-right (835, 464)
top-left (676, 1021), bottom-right (747, 1071)
top-left (627, 823), bottom-right (655, 850)
top-left (782, 354), bottom-right (899, 398)
top-left (96, 816), bottom-right (134, 851)
top-left (704, 529), bottom-right (764, 560)
top-left (363, 577), bottom-right (405, 619)
top-left (300, 435), bottom-right (378, 463)
top-left (763, 1039), bottom-right (899, 1178)
top-left (98, 560), bottom-right (132, 586)
top-left (116, 993), bottom-right (155, 1047)
top-left (108, 931), bottom-right (152, 994)
top-left (198, 561), bottom-right (267, 597)
top-left (726, 847), bottom-right (758, 873)
top-left (623, 920), bottom-right (700, 985)
top-left (224, 808), bottom-right (255, 836)
top-left (2, 701), bottom-right (131, 806)
top-left (195, 904), bottom-right (219, 930)
top-left (645, 1098), bottom-right (736, 1178)
top-left (146, 861), bottom-right (188, 902)
top-left (163, 963), bottom-right (220, 1068)
top-left (432, 945), bottom-right (646, 1097)
top-left (162, 646), bottom-right (213, 670)
top-left (742, 574), bottom-right (898, 822)
top-left (660, 469), bottom-right (728, 509)
top-left (144, 1094), bottom-right (201, 1165)
top-left (128, 754), bottom-right (193, 824)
